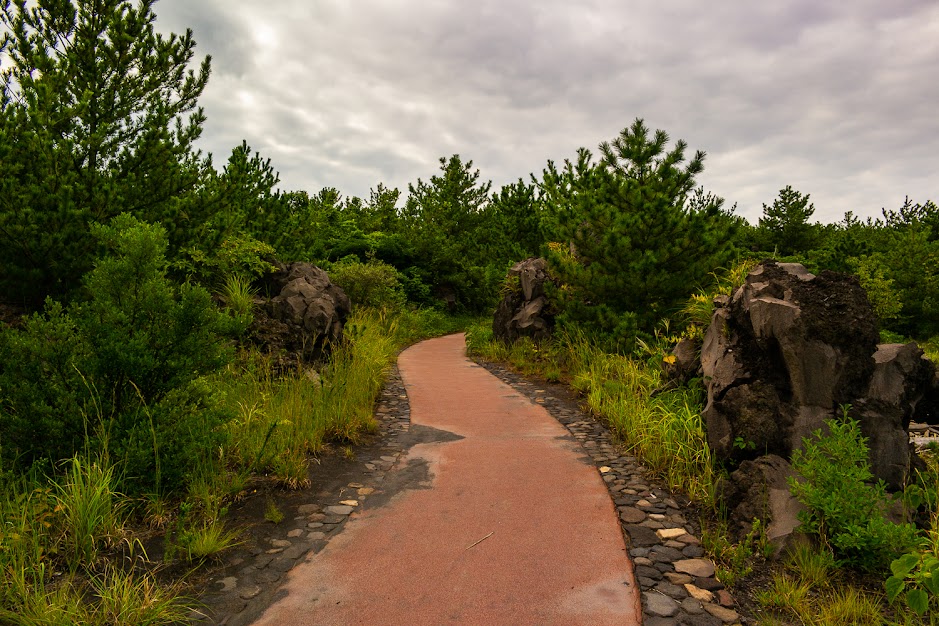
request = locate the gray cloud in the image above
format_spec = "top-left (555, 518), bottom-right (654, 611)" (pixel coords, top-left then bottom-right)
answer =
top-left (154, 0), bottom-right (939, 223)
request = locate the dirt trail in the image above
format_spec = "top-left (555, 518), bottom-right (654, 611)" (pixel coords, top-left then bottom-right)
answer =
top-left (252, 333), bottom-right (641, 625)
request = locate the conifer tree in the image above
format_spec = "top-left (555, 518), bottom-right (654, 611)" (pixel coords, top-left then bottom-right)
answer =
top-left (758, 185), bottom-right (818, 255)
top-left (540, 119), bottom-right (736, 347)
top-left (403, 155), bottom-right (495, 310)
top-left (490, 179), bottom-right (542, 260)
top-left (0, 0), bottom-right (211, 304)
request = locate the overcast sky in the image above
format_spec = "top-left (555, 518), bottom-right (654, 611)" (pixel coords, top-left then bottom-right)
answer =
top-left (153, 0), bottom-right (938, 223)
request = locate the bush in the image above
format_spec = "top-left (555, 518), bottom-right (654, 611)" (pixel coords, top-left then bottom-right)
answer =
top-left (327, 258), bottom-right (406, 310)
top-left (788, 410), bottom-right (921, 572)
top-left (177, 233), bottom-right (277, 287)
top-left (848, 255), bottom-right (903, 325)
top-left (0, 215), bottom-right (236, 493)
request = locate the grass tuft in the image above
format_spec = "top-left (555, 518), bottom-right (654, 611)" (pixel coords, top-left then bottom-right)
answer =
top-left (54, 456), bottom-right (126, 571)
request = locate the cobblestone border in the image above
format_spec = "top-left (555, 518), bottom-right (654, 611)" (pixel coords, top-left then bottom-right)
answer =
top-left (475, 360), bottom-right (745, 626)
top-left (195, 366), bottom-right (415, 625)
top-left (200, 357), bottom-right (745, 625)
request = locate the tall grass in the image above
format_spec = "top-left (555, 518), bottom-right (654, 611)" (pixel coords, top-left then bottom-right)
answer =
top-left (217, 308), bottom-right (409, 487)
top-left (467, 324), bottom-right (714, 503)
top-left (0, 306), bottom-right (470, 621)
top-left (0, 467), bottom-right (196, 624)
top-left (0, 476), bottom-right (56, 611)
top-left (205, 306), bottom-right (473, 492)
top-left (54, 456), bottom-right (126, 571)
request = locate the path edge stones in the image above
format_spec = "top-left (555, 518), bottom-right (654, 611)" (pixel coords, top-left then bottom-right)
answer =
top-left (474, 359), bottom-right (744, 626)
top-left (198, 346), bottom-right (744, 626)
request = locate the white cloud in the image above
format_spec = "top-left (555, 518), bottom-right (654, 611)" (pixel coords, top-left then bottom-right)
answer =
top-left (154, 0), bottom-right (939, 222)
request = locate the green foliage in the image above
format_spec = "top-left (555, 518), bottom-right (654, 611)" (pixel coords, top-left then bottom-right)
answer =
top-left (0, 469), bottom-right (193, 623)
top-left (539, 119), bottom-right (737, 349)
top-left (0, 302), bottom-right (93, 463)
top-left (806, 200), bottom-right (939, 339)
top-left (264, 498), bottom-right (284, 524)
top-left (887, 551), bottom-right (939, 617)
top-left (702, 518), bottom-right (772, 586)
top-left (402, 155), bottom-right (500, 311)
top-left (757, 185), bottom-right (819, 255)
top-left (0, 0), bottom-right (212, 305)
top-left (756, 573), bottom-right (813, 620)
top-left (327, 258), bottom-right (407, 310)
top-left (849, 255), bottom-right (904, 324)
top-left (788, 410), bottom-right (921, 571)
top-left (179, 233), bottom-right (277, 288)
top-left (0, 215), bottom-right (235, 493)
top-left (887, 452), bottom-right (939, 618)
top-left (785, 542), bottom-right (837, 588)
top-left (53, 456), bottom-right (126, 571)
top-left (680, 258), bottom-right (761, 340)
top-left (875, 217), bottom-right (939, 338)
top-left (177, 518), bottom-right (240, 562)
top-left (0, 476), bottom-right (57, 611)
top-left (221, 274), bottom-right (256, 323)
top-left (489, 179), bottom-right (543, 260)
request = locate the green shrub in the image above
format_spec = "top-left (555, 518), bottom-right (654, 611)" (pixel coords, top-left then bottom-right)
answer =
top-left (849, 255), bottom-right (903, 324)
top-left (177, 233), bottom-right (277, 287)
top-left (0, 303), bottom-right (93, 464)
top-left (886, 452), bottom-right (939, 618)
top-left (118, 379), bottom-right (230, 494)
top-left (788, 410), bottom-right (921, 571)
top-left (0, 215), bottom-right (237, 493)
top-left (327, 258), bottom-right (406, 310)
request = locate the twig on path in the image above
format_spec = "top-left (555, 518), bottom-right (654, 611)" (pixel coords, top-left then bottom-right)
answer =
top-left (465, 532), bottom-right (494, 551)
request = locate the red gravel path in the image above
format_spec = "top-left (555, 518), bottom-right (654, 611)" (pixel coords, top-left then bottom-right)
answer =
top-left (253, 334), bottom-right (640, 625)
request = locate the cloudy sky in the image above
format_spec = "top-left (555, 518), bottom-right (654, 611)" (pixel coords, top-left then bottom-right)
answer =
top-left (153, 0), bottom-right (938, 223)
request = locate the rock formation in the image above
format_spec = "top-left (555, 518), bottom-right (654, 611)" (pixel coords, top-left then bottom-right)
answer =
top-left (492, 258), bottom-right (554, 343)
top-left (679, 260), bottom-right (938, 544)
top-left (248, 262), bottom-right (351, 367)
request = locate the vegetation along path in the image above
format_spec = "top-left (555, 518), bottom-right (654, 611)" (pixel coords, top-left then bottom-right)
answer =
top-left (252, 333), bottom-right (641, 625)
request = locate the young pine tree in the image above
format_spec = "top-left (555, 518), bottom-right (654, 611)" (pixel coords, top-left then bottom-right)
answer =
top-left (0, 0), bottom-right (212, 305)
top-left (540, 119), bottom-right (736, 348)
top-left (757, 185), bottom-right (819, 256)
top-left (403, 155), bottom-right (496, 310)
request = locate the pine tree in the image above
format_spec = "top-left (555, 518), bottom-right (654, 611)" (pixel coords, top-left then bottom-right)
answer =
top-left (403, 155), bottom-right (495, 310)
top-left (540, 119), bottom-right (736, 347)
top-left (0, 0), bottom-right (211, 304)
top-left (490, 179), bottom-right (542, 260)
top-left (758, 185), bottom-right (818, 255)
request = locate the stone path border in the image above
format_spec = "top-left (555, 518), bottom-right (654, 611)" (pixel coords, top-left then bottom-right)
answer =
top-left (197, 353), bottom-right (744, 625)
top-left (194, 367), bottom-right (416, 625)
top-left (474, 360), bottom-right (744, 626)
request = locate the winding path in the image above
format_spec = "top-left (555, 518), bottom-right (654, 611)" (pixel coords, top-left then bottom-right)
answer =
top-left (253, 334), bottom-right (641, 625)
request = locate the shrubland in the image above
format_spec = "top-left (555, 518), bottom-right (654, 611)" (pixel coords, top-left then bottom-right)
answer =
top-left (1, 0), bottom-right (938, 623)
